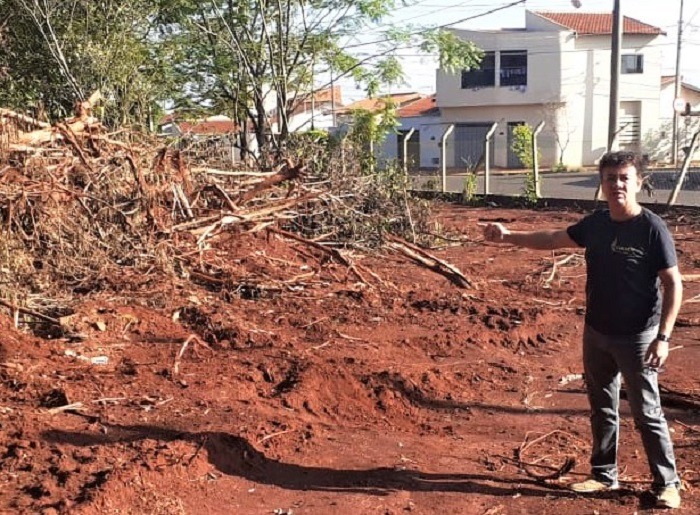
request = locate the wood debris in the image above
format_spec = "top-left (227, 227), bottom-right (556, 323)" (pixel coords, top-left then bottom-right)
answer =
top-left (515, 430), bottom-right (581, 481)
top-left (385, 234), bottom-right (472, 288)
top-left (0, 95), bottom-right (469, 324)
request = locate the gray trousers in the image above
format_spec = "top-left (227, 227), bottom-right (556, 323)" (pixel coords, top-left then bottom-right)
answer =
top-left (583, 324), bottom-right (680, 489)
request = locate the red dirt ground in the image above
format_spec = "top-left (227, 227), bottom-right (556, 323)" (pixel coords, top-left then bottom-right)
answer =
top-left (1, 203), bottom-right (699, 515)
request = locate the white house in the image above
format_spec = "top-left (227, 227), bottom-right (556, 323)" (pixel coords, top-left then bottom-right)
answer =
top-left (648, 77), bottom-right (700, 161)
top-left (379, 95), bottom-right (449, 171)
top-left (285, 86), bottom-right (343, 132)
top-left (436, 10), bottom-right (665, 168)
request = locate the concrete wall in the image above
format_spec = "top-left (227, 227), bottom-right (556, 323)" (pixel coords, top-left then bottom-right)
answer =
top-left (648, 83), bottom-right (700, 162)
top-left (436, 29), bottom-right (566, 108)
top-left (287, 102), bottom-right (336, 132)
top-left (437, 105), bottom-right (558, 168)
top-left (564, 33), bottom-right (663, 165)
top-left (436, 23), bottom-right (665, 167)
top-left (525, 11), bottom-right (568, 32)
top-left (380, 115), bottom-right (447, 169)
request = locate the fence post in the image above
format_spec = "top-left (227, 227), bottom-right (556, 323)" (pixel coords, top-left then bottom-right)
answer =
top-left (441, 124), bottom-right (455, 193)
top-left (532, 121), bottom-right (545, 198)
top-left (667, 128), bottom-right (700, 206)
top-left (402, 127), bottom-right (416, 174)
top-left (484, 122), bottom-right (498, 196)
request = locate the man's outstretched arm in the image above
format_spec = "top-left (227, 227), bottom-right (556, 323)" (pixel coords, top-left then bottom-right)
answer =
top-left (482, 222), bottom-right (578, 250)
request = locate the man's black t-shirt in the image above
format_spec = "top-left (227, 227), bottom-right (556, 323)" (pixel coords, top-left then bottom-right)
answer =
top-left (566, 208), bottom-right (677, 336)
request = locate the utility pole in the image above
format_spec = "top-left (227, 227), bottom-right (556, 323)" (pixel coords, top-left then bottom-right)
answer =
top-left (608, 0), bottom-right (622, 151)
top-left (671, 0), bottom-right (685, 166)
top-left (572, 0), bottom-right (622, 151)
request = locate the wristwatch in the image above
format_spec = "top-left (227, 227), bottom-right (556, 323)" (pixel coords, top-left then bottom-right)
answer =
top-left (656, 333), bottom-right (670, 343)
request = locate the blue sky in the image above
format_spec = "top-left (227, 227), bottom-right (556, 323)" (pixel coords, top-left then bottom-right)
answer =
top-left (335, 0), bottom-right (700, 104)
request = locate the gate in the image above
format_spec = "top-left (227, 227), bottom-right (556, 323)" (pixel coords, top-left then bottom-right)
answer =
top-left (454, 123), bottom-right (495, 171)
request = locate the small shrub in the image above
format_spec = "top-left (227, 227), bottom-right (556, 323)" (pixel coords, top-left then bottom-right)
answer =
top-left (510, 124), bottom-right (542, 170)
top-left (553, 162), bottom-right (568, 173)
top-left (461, 172), bottom-right (478, 204)
top-left (521, 171), bottom-right (538, 205)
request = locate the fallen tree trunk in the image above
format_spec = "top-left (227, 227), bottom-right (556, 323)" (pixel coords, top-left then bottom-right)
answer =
top-left (237, 159), bottom-right (305, 205)
top-left (385, 234), bottom-right (472, 289)
top-left (268, 226), bottom-right (350, 267)
top-left (0, 108), bottom-right (51, 129)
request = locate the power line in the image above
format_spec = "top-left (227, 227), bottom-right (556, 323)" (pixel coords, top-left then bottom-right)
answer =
top-left (343, 0), bottom-right (527, 50)
top-left (366, 0), bottom-right (500, 32)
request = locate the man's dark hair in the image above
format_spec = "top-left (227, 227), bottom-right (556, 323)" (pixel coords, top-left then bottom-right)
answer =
top-left (598, 151), bottom-right (644, 174)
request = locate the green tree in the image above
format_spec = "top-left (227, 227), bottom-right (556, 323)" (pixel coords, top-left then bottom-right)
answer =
top-left (346, 100), bottom-right (399, 171)
top-left (510, 124), bottom-right (539, 169)
top-left (510, 124), bottom-right (541, 204)
top-left (159, 0), bottom-right (483, 161)
top-left (0, 0), bottom-right (484, 150)
top-left (0, 0), bottom-right (178, 126)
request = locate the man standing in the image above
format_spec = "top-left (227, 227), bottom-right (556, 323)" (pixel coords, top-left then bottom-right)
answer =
top-left (482, 151), bottom-right (683, 509)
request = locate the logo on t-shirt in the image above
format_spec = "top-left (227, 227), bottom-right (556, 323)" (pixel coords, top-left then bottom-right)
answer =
top-left (610, 237), bottom-right (646, 259)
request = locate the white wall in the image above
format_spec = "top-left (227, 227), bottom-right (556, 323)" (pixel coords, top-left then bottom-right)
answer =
top-left (288, 102), bottom-right (337, 132)
top-left (437, 22), bottom-right (665, 167)
top-left (648, 83), bottom-right (700, 162)
top-left (436, 29), bottom-right (567, 108)
top-left (564, 33), bottom-right (663, 164)
top-left (438, 105), bottom-right (558, 168)
top-left (525, 11), bottom-right (568, 32)
top-left (381, 115), bottom-right (447, 169)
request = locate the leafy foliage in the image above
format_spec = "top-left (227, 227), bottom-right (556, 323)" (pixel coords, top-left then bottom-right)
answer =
top-left (286, 131), bottom-right (431, 248)
top-left (0, 0), bottom-right (483, 159)
top-left (521, 171), bottom-right (538, 205)
top-left (510, 124), bottom-right (536, 169)
top-left (461, 172), bottom-right (478, 204)
top-left (509, 124), bottom-right (542, 204)
top-left (0, 0), bottom-right (178, 125)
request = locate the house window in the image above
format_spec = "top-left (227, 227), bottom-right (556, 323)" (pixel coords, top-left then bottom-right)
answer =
top-left (500, 50), bottom-right (527, 86)
top-left (621, 54), bottom-right (643, 74)
top-left (461, 51), bottom-right (495, 88)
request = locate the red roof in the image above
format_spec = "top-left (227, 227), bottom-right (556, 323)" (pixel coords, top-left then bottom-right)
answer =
top-left (289, 86), bottom-right (344, 115)
top-left (336, 92), bottom-right (423, 114)
top-left (179, 120), bottom-right (238, 135)
top-left (309, 86), bottom-right (342, 105)
top-left (533, 12), bottom-right (663, 35)
top-left (397, 95), bottom-right (438, 117)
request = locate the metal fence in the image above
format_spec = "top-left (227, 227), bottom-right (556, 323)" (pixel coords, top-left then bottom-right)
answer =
top-left (410, 168), bottom-right (700, 207)
top-left (407, 127), bottom-right (700, 208)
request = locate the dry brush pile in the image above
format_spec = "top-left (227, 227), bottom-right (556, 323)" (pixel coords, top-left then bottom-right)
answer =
top-left (0, 97), bottom-right (458, 323)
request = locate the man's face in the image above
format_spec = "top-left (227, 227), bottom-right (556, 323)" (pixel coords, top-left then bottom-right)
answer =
top-left (600, 164), bottom-right (642, 206)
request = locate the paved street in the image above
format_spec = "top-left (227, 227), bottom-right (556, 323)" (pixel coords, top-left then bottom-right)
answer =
top-left (413, 169), bottom-right (700, 207)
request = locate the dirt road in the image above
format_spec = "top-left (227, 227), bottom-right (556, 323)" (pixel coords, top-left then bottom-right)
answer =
top-left (1, 203), bottom-right (699, 514)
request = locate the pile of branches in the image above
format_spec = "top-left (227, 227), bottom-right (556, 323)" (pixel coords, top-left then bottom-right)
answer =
top-left (0, 96), bottom-right (434, 312)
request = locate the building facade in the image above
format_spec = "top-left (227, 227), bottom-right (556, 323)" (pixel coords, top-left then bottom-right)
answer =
top-left (435, 10), bottom-right (665, 168)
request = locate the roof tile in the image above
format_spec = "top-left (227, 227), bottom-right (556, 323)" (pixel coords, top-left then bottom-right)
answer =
top-left (397, 95), bottom-right (438, 117)
top-left (534, 11), bottom-right (663, 35)
top-left (337, 92), bottom-right (423, 113)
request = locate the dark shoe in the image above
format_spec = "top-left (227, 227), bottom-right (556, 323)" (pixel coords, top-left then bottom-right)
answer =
top-left (570, 478), bottom-right (619, 493)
